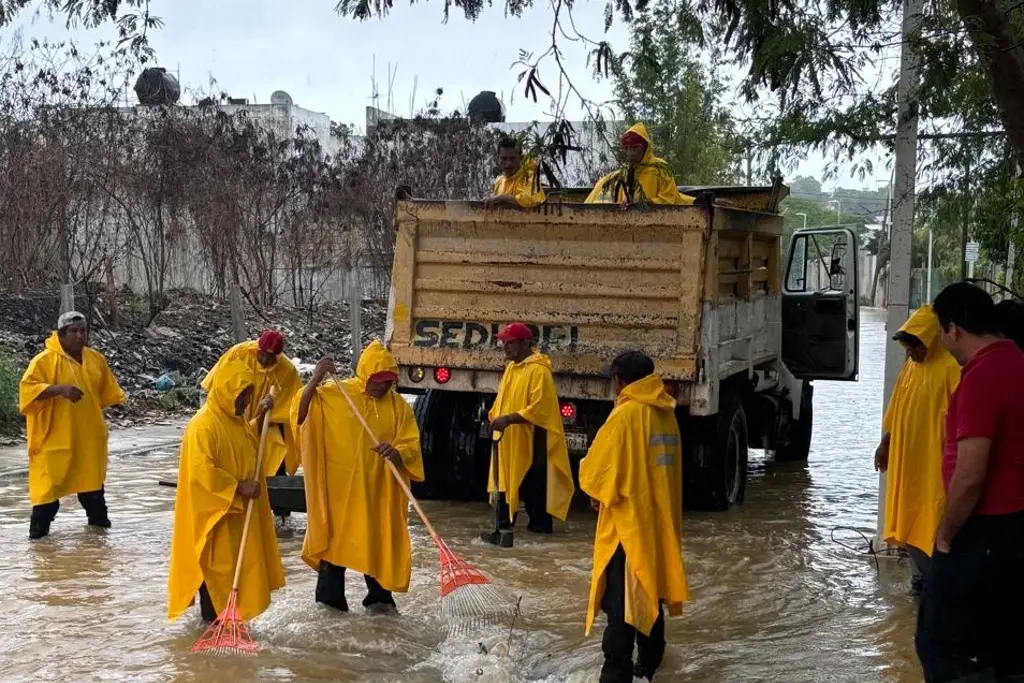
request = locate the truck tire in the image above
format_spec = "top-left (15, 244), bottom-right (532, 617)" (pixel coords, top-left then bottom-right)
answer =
top-left (411, 390), bottom-right (489, 500)
top-left (773, 382), bottom-right (813, 462)
top-left (682, 390), bottom-right (749, 511)
top-left (411, 390), bottom-right (458, 499)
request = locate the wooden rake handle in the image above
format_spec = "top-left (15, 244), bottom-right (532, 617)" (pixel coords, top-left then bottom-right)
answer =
top-left (330, 376), bottom-right (441, 540)
top-left (230, 386), bottom-right (276, 592)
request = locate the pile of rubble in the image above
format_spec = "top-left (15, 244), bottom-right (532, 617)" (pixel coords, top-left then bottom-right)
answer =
top-left (0, 289), bottom-right (387, 431)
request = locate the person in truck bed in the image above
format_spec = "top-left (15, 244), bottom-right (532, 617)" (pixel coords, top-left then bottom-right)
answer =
top-left (484, 136), bottom-right (546, 209)
top-left (585, 123), bottom-right (695, 207)
top-left (484, 323), bottom-right (575, 547)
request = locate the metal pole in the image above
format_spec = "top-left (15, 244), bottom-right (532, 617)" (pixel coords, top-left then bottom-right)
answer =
top-left (349, 256), bottom-right (363, 375)
top-left (926, 227), bottom-right (934, 303)
top-left (230, 282), bottom-right (246, 343)
top-left (877, 0), bottom-right (922, 546)
top-left (59, 283), bottom-right (75, 315)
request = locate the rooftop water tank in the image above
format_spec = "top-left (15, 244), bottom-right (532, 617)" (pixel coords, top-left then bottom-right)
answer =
top-left (134, 67), bottom-right (181, 106)
top-left (270, 90), bottom-right (293, 107)
top-left (467, 90), bottom-right (504, 123)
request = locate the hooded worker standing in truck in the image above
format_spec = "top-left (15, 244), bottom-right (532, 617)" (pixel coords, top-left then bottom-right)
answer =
top-left (167, 359), bottom-right (285, 623)
top-left (293, 341), bottom-right (424, 614)
top-left (20, 311), bottom-right (126, 540)
top-left (485, 323), bottom-right (575, 547)
top-left (874, 305), bottom-right (961, 596)
top-left (585, 124), bottom-right (695, 206)
top-left (580, 350), bottom-right (689, 683)
top-left (484, 136), bottom-right (546, 209)
top-left (203, 330), bottom-right (303, 519)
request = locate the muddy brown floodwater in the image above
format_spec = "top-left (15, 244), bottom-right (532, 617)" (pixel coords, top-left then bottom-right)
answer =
top-left (0, 308), bottom-right (924, 683)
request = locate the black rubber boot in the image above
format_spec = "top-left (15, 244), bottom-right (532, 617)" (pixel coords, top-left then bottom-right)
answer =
top-left (29, 518), bottom-right (51, 540)
top-left (480, 530), bottom-right (514, 548)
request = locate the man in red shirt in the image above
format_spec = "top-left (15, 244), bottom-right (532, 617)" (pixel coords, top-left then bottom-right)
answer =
top-left (915, 282), bottom-right (1024, 683)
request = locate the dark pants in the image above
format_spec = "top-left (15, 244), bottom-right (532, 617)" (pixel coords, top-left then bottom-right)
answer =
top-left (494, 426), bottom-right (552, 533)
top-left (916, 510), bottom-right (1024, 683)
top-left (908, 544), bottom-right (930, 594)
top-left (198, 583), bottom-right (217, 622)
top-left (315, 560), bottom-right (395, 611)
top-left (600, 545), bottom-right (666, 683)
top-left (272, 450), bottom-right (291, 519)
top-left (30, 487), bottom-right (110, 527)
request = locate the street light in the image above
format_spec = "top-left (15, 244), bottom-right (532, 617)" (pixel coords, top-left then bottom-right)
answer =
top-left (796, 212), bottom-right (808, 230)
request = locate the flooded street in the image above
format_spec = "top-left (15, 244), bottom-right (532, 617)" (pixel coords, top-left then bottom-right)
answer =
top-left (0, 308), bottom-right (922, 682)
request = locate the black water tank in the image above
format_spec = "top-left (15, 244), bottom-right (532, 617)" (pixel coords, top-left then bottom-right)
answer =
top-left (467, 91), bottom-right (504, 123)
top-left (134, 67), bottom-right (181, 106)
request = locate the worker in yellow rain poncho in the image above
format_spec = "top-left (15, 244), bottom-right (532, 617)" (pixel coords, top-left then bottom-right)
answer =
top-left (580, 351), bottom-right (688, 683)
top-left (292, 341), bottom-right (424, 614)
top-left (585, 123), bottom-right (695, 207)
top-left (484, 323), bottom-right (575, 547)
top-left (874, 305), bottom-right (961, 596)
top-left (19, 311), bottom-right (126, 540)
top-left (167, 358), bottom-right (284, 623)
top-left (202, 329), bottom-right (302, 520)
top-left (484, 136), bottom-right (546, 209)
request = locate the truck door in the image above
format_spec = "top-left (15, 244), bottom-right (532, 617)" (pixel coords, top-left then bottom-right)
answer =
top-left (781, 227), bottom-right (860, 380)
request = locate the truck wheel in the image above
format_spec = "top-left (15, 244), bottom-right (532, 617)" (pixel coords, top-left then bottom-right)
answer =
top-left (411, 390), bottom-right (458, 499)
top-left (683, 390), bottom-right (749, 511)
top-left (446, 393), bottom-right (491, 501)
top-left (774, 382), bottom-right (813, 462)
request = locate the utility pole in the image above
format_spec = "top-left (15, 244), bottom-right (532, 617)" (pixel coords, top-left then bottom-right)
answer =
top-left (877, 0), bottom-right (922, 546)
top-left (926, 227), bottom-right (934, 303)
top-left (230, 282), bottom-right (246, 343)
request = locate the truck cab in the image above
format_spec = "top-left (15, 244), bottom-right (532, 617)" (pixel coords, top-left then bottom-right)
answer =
top-left (385, 182), bottom-right (860, 510)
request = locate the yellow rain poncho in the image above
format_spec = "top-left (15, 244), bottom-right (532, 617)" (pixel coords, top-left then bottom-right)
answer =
top-left (292, 341), bottom-right (424, 593)
top-left (167, 359), bottom-right (285, 622)
top-left (202, 341), bottom-right (303, 476)
top-left (585, 123), bottom-right (695, 206)
top-left (492, 157), bottom-right (546, 208)
top-left (579, 374), bottom-right (689, 637)
top-left (19, 333), bottom-right (126, 506)
top-left (488, 351), bottom-right (575, 522)
top-left (882, 305), bottom-right (961, 556)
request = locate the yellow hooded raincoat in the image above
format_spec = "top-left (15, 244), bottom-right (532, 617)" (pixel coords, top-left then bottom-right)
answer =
top-left (579, 374), bottom-right (689, 637)
top-left (292, 341), bottom-right (424, 593)
top-left (585, 123), bottom-right (695, 206)
top-left (19, 333), bottom-right (126, 505)
top-left (492, 157), bottom-right (546, 209)
top-left (488, 351), bottom-right (575, 522)
top-left (202, 341), bottom-right (303, 476)
top-left (167, 359), bottom-right (285, 622)
top-left (882, 305), bottom-right (961, 556)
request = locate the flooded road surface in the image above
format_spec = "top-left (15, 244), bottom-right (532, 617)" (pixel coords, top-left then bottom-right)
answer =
top-left (0, 308), bottom-right (922, 682)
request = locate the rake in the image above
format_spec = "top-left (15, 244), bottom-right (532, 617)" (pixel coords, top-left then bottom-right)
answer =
top-left (191, 387), bottom-right (275, 656)
top-left (332, 378), bottom-right (516, 632)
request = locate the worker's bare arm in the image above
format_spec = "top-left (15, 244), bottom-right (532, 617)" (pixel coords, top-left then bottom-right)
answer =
top-left (297, 357), bottom-right (336, 425)
top-left (36, 384), bottom-right (83, 403)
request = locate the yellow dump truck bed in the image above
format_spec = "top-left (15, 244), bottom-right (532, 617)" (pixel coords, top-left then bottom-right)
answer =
top-left (385, 187), bottom-right (786, 412)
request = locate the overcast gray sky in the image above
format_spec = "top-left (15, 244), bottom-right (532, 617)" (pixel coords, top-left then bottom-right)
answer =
top-left (4, 0), bottom-right (891, 191)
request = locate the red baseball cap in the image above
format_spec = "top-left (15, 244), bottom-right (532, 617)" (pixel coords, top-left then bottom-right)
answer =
top-left (496, 323), bottom-right (534, 343)
top-left (258, 329), bottom-right (285, 355)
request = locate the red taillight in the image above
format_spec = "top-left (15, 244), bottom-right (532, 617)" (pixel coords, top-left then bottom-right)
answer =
top-left (560, 401), bottom-right (577, 421)
top-left (434, 367), bottom-right (451, 384)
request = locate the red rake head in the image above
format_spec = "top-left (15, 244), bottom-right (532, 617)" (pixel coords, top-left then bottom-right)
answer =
top-left (191, 591), bottom-right (260, 657)
top-left (435, 537), bottom-right (490, 597)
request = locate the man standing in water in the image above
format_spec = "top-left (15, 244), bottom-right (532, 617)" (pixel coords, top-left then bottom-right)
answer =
top-left (19, 311), bottom-right (126, 540)
top-left (484, 136), bottom-right (546, 209)
top-left (167, 358), bottom-right (284, 623)
top-left (293, 341), bottom-right (423, 614)
top-left (484, 323), bottom-right (574, 547)
top-left (874, 305), bottom-right (961, 596)
top-left (579, 351), bottom-right (688, 683)
top-left (916, 282), bottom-right (1024, 682)
top-left (203, 329), bottom-right (303, 520)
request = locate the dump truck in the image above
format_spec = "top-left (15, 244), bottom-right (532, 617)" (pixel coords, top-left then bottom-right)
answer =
top-left (384, 182), bottom-right (860, 511)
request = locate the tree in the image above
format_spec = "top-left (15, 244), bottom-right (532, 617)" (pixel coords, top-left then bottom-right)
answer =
top-left (613, 1), bottom-right (740, 185)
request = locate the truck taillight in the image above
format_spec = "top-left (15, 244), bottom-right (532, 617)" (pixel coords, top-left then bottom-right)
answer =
top-left (560, 401), bottom-right (577, 424)
top-left (408, 367), bottom-right (426, 383)
top-left (434, 367), bottom-right (451, 384)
